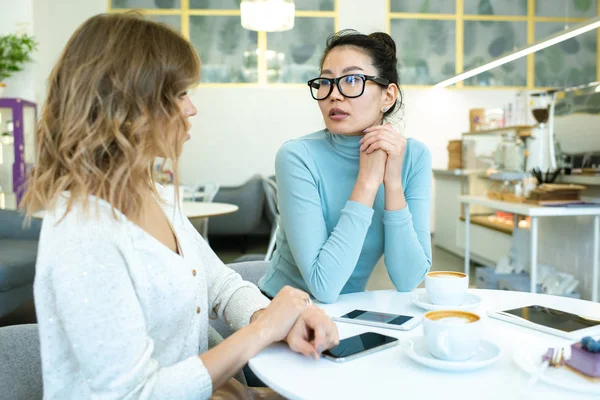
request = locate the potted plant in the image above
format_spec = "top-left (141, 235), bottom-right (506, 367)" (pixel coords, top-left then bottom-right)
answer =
top-left (0, 33), bottom-right (38, 97)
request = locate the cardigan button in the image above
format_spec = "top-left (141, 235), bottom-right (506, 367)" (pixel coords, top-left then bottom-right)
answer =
top-left (192, 269), bottom-right (197, 277)
top-left (197, 306), bottom-right (201, 314)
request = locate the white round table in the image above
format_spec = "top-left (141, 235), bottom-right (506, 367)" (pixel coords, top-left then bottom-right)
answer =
top-left (182, 201), bottom-right (238, 218)
top-left (30, 201), bottom-right (238, 220)
top-left (249, 289), bottom-right (600, 400)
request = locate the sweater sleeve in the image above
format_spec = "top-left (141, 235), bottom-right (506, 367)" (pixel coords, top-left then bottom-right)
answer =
top-left (383, 141), bottom-right (432, 291)
top-left (276, 141), bottom-right (374, 303)
top-left (195, 231), bottom-right (271, 331)
top-left (45, 217), bottom-right (213, 400)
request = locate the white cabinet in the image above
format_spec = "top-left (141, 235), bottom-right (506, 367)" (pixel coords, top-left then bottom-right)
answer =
top-left (433, 169), bottom-right (512, 266)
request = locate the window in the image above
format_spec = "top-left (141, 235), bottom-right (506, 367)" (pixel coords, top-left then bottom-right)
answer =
top-left (108, 0), bottom-right (338, 85)
top-left (388, 0), bottom-right (599, 88)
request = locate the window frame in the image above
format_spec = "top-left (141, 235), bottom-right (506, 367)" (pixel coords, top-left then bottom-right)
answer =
top-left (107, 0), bottom-right (340, 87)
top-left (386, 0), bottom-right (600, 89)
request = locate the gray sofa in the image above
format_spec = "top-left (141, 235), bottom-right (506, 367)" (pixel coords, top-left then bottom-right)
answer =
top-left (207, 175), bottom-right (274, 251)
top-left (0, 209), bottom-right (42, 318)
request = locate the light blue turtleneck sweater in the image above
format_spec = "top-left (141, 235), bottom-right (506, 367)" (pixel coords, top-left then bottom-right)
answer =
top-left (258, 129), bottom-right (432, 304)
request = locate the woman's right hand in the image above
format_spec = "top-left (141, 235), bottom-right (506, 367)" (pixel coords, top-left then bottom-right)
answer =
top-left (254, 285), bottom-right (311, 343)
top-left (357, 148), bottom-right (388, 187)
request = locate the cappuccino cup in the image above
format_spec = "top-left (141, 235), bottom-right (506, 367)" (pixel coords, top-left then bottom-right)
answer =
top-left (423, 310), bottom-right (483, 361)
top-left (425, 271), bottom-right (468, 306)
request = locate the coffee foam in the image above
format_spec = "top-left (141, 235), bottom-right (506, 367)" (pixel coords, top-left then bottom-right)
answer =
top-left (427, 271), bottom-right (466, 279)
top-left (439, 316), bottom-right (471, 325)
top-left (425, 310), bottom-right (479, 323)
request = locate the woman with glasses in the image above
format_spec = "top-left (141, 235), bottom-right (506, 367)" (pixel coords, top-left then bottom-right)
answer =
top-left (259, 30), bottom-right (432, 304)
top-left (23, 13), bottom-right (338, 399)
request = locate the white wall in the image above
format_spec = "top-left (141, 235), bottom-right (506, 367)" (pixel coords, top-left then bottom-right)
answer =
top-left (31, 0), bottom-right (106, 106)
top-left (0, 0), bottom-right (35, 100)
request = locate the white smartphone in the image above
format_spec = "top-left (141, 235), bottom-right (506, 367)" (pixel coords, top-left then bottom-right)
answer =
top-left (488, 305), bottom-right (600, 340)
top-left (332, 309), bottom-right (421, 331)
top-left (322, 332), bottom-right (399, 363)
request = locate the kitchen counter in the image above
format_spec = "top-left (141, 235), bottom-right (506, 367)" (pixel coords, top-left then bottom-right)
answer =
top-left (557, 174), bottom-right (600, 186)
top-left (432, 169), bottom-right (486, 177)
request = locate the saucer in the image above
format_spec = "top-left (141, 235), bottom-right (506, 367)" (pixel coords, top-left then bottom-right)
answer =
top-left (411, 290), bottom-right (482, 311)
top-left (513, 344), bottom-right (600, 394)
top-left (405, 336), bottom-right (502, 372)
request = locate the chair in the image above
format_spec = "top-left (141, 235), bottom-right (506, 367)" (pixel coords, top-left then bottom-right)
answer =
top-left (188, 182), bottom-right (220, 242)
top-left (0, 209), bottom-right (42, 318)
top-left (0, 323), bottom-right (43, 399)
top-left (262, 177), bottom-right (278, 262)
top-left (231, 177), bottom-right (278, 263)
top-left (207, 175), bottom-right (270, 246)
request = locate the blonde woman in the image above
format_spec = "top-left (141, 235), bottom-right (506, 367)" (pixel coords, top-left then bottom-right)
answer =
top-left (22, 13), bottom-right (338, 399)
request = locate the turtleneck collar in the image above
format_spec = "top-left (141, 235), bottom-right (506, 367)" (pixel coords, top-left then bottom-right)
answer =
top-left (325, 130), bottom-right (362, 159)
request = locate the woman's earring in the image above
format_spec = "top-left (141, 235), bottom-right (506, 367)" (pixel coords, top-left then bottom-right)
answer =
top-left (383, 107), bottom-right (388, 112)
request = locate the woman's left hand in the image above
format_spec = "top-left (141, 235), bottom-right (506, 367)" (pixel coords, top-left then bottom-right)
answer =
top-left (359, 123), bottom-right (406, 184)
top-left (285, 306), bottom-right (339, 360)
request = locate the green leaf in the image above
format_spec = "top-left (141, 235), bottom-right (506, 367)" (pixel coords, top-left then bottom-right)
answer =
top-left (488, 37), bottom-right (508, 57)
top-left (428, 21), bottom-right (448, 55)
top-left (582, 64), bottom-right (596, 82)
top-left (582, 36), bottom-right (597, 53)
top-left (560, 38), bottom-right (580, 54)
top-left (112, 0), bottom-right (127, 8)
top-left (219, 19), bottom-right (241, 56)
top-left (519, 0), bottom-right (528, 14)
top-left (319, 0), bottom-right (334, 10)
top-left (478, 0), bottom-right (494, 26)
top-left (565, 67), bottom-right (583, 86)
top-left (478, 0), bottom-right (494, 14)
top-left (0, 33), bottom-right (38, 82)
top-left (464, 23), bottom-right (476, 56)
top-left (573, 0), bottom-right (592, 12)
top-left (535, 61), bottom-right (549, 86)
top-left (541, 46), bottom-right (565, 74)
top-left (501, 62), bottom-right (516, 73)
top-left (419, 0), bottom-right (430, 13)
top-left (442, 62), bottom-right (455, 77)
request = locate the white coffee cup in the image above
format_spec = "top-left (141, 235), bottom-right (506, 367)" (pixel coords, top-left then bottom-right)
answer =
top-left (423, 310), bottom-right (483, 361)
top-left (425, 271), bottom-right (468, 306)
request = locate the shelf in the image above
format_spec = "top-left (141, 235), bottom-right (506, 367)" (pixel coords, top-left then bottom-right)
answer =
top-left (462, 125), bottom-right (534, 137)
top-left (459, 215), bottom-right (514, 235)
top-left (557, 175), bottom-right (600, 186)
top-left (459, 195), bottom-right (600, 217)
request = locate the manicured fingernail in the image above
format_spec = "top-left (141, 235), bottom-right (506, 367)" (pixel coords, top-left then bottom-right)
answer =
top-left (360, 145), bottom-right (364, 151)
top-left (313, 352), bottom-right (319, 360)
top-left (317, 345), bottom-right (323, 354)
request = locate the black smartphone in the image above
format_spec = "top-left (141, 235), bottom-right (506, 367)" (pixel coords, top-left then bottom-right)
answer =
top-left (322, 332), bottom-right (399, 363)
top-left (332, 309), bottom-right (421, 331)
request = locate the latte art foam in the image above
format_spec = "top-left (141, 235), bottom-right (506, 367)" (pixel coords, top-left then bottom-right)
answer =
top-left (439, 316), bottom-right (471, 325)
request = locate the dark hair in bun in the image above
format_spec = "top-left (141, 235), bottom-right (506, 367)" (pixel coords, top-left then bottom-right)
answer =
top-left (319, 29), bottom-right (402, 116)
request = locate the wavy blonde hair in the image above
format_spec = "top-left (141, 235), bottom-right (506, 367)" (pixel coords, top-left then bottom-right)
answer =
top-left (21, 13), bottom-right (200, 220)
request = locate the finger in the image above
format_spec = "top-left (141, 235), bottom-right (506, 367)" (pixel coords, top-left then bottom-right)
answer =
top-left (365, 139), bottom-right (396, 154)
top-left (326, 320), bottom-right (340, 349)
top-left (360, 130), bottom-right (402, 150)
top-left (312, 324), bottom-right (327, 356)
top-left (287, 326), bottom-right (319, 359)
top-left (362, 123), bottom-right (390, 133)
top-left (288, 334), bottom-right (316, 358)
top-left (360, 129), bottom-right (386, 144)
top-left (360, 131), bottom-right (390, 151)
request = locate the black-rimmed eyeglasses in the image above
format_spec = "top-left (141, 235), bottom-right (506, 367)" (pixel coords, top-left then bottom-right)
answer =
top-left (307, 74), bottom-right (390, 100)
